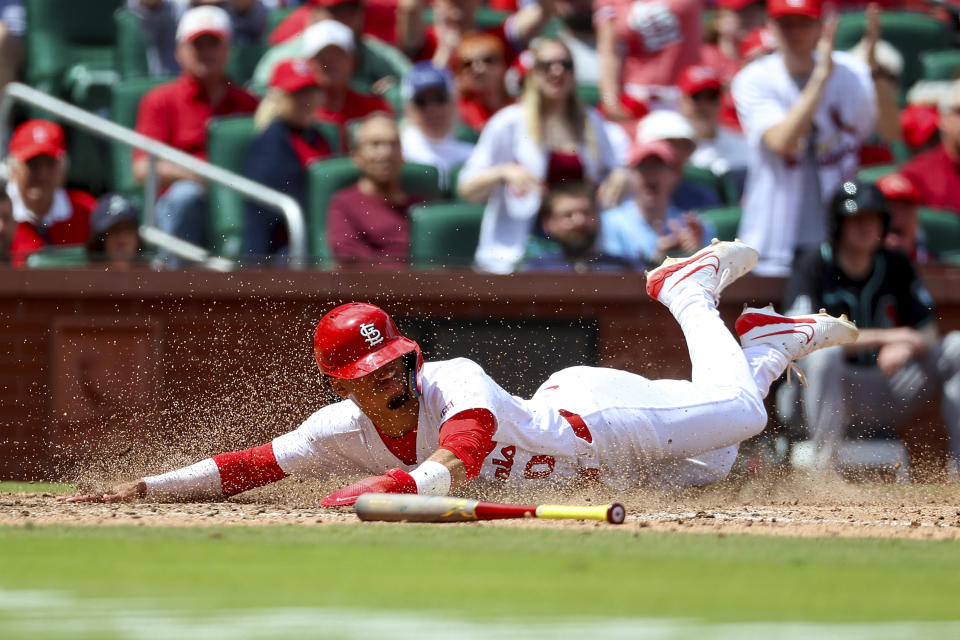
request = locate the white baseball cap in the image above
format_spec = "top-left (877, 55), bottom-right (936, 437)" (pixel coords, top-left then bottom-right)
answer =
top-left (177, 5), bottom-right (232, 43)
top-left (636, 110), bottom-right (696, 144)
top-left (303, 20), bottom-right (355, 59)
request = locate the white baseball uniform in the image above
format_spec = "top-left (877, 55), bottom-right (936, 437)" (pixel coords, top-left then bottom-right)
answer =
top-left (144, 289), bottom-right (791, 497)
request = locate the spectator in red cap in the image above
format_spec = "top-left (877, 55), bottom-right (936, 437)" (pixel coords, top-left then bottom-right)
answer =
top-left (243, 59), bottom-right (332, 263)
top-left (877, 172), bottom-right (932, 264)
top-left (458, 38), bottom-right (626, 273)
top-left (596, 0), bottom-right (703, 119)
top-left (678, 65), bottom-right (748, 176)
top-left (303, 19), bottom-right (393, 153)
top-left (327, 114), bottom-right (425, 266)
top-left (731, 0), bottom-right (876, 276)
top-left (900, 81), bottom-right (960, 216)
top-left (5, 120), bottom-right (97, 268)
top-left (133, 5), bottom-right (259, 266)
top-left (399, 0), bottom-right (554, 69)
top-left (253, 0), bottom-right (411, 100)
top-left (600, 139), bottom-right (713, 266)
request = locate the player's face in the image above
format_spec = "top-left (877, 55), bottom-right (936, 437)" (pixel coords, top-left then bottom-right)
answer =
top-left (333, 357), bottom-right (413, 412)
top-left (103, 222), bottom-right (142, 268)
top-left (12, 155), bottom-right (64, 211)
top-left (679, 89), bottom-right (721, 127)
top-left (771, 15), bottom-right (821, 57)
top-left (457, 45), bottom-right (506, 94)
top-left (309, 45), bottom-right (354, 89)
top-left (287, 86), bottom-right (323, 128)
top-left (352, 118), bottom-right (404, 185)
top-left (409, 88), bottom-right (455, 139)
top-left (635, 156), bottom-right (680, 210)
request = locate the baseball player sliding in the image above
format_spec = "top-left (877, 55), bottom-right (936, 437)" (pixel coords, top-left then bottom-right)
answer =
top-left (63, 241), bottom-right (857, 504)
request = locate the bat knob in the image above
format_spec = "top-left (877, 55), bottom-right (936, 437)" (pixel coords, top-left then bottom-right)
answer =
top-left (606, 503), bottom-right (626, 525)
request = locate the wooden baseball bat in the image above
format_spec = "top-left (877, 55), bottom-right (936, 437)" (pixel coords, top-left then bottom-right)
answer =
top-left (354, 493), bottom-right (626, 524)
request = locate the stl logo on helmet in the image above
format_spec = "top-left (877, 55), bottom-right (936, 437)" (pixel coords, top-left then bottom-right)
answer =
top-left (359, 322), bottom-right (384, 347)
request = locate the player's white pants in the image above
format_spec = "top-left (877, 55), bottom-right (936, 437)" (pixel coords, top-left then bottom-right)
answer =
top-left (536, 291), bottom-right (789, 489)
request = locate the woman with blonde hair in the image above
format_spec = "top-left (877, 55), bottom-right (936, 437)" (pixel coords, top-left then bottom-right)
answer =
top-left (458, 38), bottom-right (627, 273)
top-left (243, 58), bottom-right (331, 262)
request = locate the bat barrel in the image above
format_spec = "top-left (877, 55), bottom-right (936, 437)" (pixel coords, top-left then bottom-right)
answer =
top-left (535, 503), bottom-right (626, 524)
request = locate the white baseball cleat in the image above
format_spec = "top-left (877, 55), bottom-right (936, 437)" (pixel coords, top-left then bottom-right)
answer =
top-left (645, 239), bottom-right (759, 306)
top-left (736, 305), bottom-right (859, 361)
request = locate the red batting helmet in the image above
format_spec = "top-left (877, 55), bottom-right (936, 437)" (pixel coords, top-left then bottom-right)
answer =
top-left (313, 303), bottom-right (422, 380)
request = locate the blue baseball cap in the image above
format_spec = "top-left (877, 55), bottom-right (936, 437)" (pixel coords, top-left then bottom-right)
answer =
top-left (90, 193), bottom-right (140, 236)
top-left (401, 63), bottom-right (453, 102)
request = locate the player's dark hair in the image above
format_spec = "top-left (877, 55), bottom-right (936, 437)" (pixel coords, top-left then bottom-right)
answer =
top-left (537, 181), bottom-right (598, 223)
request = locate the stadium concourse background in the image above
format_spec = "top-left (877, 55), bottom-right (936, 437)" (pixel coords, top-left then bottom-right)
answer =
top-left (2, 265), bottom-right (960, 481)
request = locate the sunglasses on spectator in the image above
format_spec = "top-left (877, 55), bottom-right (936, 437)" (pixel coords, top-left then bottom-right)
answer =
top-left (460, 55), bottom-right (501, 70)
top-left (534, 59), bottom-right (575, 73)
top-left (413, 91), bottom-right (450, 107)
top-left (692, 89), bottom-right (721, 102)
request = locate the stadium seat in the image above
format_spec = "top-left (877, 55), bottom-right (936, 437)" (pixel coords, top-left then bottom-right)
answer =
top-left (834, 12), bottom-right (950, 102)
top-left (919, 207), bottom-right (960, 262)
top-left (422, 7), bottom-right (509, 29)
top-left (266, 8), bottom-right (294, 35)
top-left (682, 165), bottom-right (727, 205)
top-left (25, 0), bottom-right (122, 100)
top-left (697, 205), bottom-right (742, 242)
top-left (24, 246), bottom-right (89, 268)
top-left (921, 49), bottom-right (960, 82)
top-left (409, 202), bottom-right (485, 268)
top-left (576, 84), bottom-right (601, 108)
top-left (110, 77), bottom-right (172, 195)
top-left (307, 159), bottom-right (442, 265)
top-left (206, 117), bottom-right (339, 259)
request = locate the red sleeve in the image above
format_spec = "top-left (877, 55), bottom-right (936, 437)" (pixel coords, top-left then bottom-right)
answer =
top-left (438, 408), bottom-right (497, 479)
top-left (327, 187), bottom-right (377, 263)
top-left (267, 6), bottom-right (311, 45)
top-left (212, 442), bottom-right (288, 497)
top-left (133, 86), bottom-right (172, 163)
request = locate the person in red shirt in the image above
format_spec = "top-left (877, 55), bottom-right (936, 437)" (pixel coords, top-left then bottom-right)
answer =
top-left (6, 120), bottom-right (96, 268)
top-left (327, 114), bottom-right (425, 266)
top-left (453, 32), bottom-right (513, 133)
top-left (876, 171), bottom-right (934, 264)
top-left (133, 6), bottom-right (259, 265)
top-left (398, 0), bottom-right (554, 68)
top-left (900, 81), bottom-right (960, 216)
top-left (304, 19), bottom-right (393, 152)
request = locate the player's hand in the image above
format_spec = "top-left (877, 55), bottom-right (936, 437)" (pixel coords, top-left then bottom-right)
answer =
top-left (319, 468), bottom-right (417, 507)
top-left (675, 213), bottom-right (705, 255)
top-left (58, 480), bottom-right (147, 503)
top-left (813, 14), bottom-right (838, 83)
top-left (499, 163), bottom-right (544, 196)
top-left (877, 341), bottom-right (914, 377)
top-left (864, 3), bottom-right (881, 73)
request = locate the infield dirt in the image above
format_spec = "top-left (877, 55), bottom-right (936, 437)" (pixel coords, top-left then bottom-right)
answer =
top-left (4, 472), bottom-right (960, 540)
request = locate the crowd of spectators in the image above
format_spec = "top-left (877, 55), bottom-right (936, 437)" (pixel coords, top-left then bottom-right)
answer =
top-left (1, 0), bottom-right (960, 475)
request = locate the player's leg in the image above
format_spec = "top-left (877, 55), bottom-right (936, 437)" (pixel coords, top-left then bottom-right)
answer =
top-left (936, 332), bottom-right (960, 459)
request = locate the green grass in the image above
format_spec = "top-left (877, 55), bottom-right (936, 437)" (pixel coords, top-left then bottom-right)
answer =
top-left (1, 524), bottom-right (959, 637)
top-left (0, 481), bottom-right (73, 494)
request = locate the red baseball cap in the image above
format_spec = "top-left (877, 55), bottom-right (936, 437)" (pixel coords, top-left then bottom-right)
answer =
top-left (739, 26), bottom-right (777, 61)
top-left (270, 59), bottom-right (320, 93)
top-left (626, 140), bottom-right (677, 168)
top-left (314, 303), bottom-right (421, 380)
top-left (876, 172), bottom-right (921, 204)
top-left (768, 0), bottom-right (822, 20)
top-left (678, 65), bottom-right (722, 96)
top-left (8, 119), bottom-right (66, 162)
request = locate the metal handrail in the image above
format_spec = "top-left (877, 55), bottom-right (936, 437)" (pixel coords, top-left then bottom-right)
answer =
top-left (0, 82), bottom-right (308, 267)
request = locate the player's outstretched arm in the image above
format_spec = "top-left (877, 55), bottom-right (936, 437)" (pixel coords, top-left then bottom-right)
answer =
top-left (59, 480), bottom-right (147, 503)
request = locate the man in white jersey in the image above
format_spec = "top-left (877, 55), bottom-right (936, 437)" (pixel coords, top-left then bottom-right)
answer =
top-left (731, 0), bottom-right (876, 276)
top-left (63, 240), bottom-right (858, 505)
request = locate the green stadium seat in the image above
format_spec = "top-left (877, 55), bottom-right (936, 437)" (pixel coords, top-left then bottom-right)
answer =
top-left (697, 205), bottom-right (742, 242)
top-left (857, 163), bottom-right (899, 184)
top-left (307, 158), bottom-right (442, 265)
top-left (576, 84), bottom-right (601, 108)
top-left (422, 7), bottom-right (509, 29)
top-left (226, 42), bottom-right (270, 86)
top-left (110, 77), bottom-right (172, 195)
top-left (834, 12), bottom-right (950, 103)
top-left (114, 8), bottom-right (150, 79)
top-left (25, 0), bottom-right (122, 100)
top-left (206, 117), bottom-right (339, 259)
top-left (921, 49), bottom-right (960, 82)
top-left (410, 202), bottom-right (485, 268)
top-left (25, 246), bottom-right (89, 268)
top-left (919, 207), bottom-right (960, 261)
top-left (266, 8), bottom-right (294, 36)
